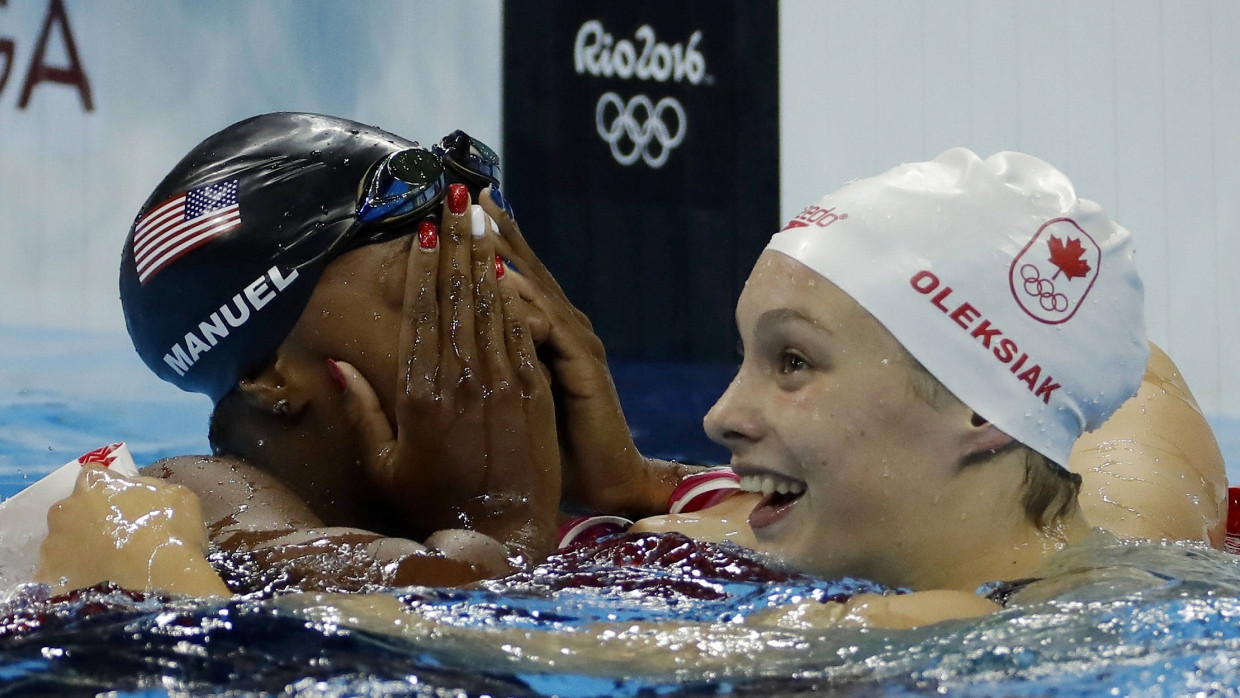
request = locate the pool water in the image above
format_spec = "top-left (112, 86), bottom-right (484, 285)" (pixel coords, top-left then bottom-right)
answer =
top-left (2, 532), bottom-right (1240, 696)
top-left (3, 325), bottom-right (1240, 696)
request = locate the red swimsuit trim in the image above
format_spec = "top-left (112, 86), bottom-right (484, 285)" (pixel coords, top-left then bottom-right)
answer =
top-left (556, 468), bottom-right (742, 549)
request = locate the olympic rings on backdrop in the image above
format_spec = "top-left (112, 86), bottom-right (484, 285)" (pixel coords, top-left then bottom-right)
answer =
top-left (595, 92), bottom-right (686, 168)
top-left (1019, 264), bottom-right (1068, 312)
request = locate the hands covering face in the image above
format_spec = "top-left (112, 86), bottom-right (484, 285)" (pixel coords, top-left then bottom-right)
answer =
top-left (478, 190), bottom-right (682, 516)
top-left (332, 185), bottom-right (560, 565)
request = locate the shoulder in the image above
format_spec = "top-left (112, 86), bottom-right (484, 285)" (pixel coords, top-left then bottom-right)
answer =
top-left (1073, 343), bottom-right (1227, 545)
top-left (141, 455), bottom-right (322, 532)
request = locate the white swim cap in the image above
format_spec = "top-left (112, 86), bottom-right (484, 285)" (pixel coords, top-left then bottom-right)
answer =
top-left (767, 148), bottom-right (1147, 469)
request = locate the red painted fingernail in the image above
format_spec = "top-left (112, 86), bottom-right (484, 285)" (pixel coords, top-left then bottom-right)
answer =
top-left (495, 254), bottom-right (505, 279)
top-left (326, 359), bottom-right (347, 393)
top-left (447, 183), bottom-right (469, 215)
top-left (418, 220), bottom-right (438, 250)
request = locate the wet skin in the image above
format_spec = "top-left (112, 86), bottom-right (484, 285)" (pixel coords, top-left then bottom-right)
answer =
top-left (43, 194), bottom-right (1222, 601)
top-left (92, 186), bottom-right (695, 595)
top-left (703, 251), bottom-right (1088, 591)
top-left (249, 220), bottom-right (551, 532)
top-left (132, 189), bottom-right (564, 591)
top-left (633, 345), bottom-right (1227, 554)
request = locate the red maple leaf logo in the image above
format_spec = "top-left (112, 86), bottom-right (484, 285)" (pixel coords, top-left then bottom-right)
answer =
top-left (1047, 235), bottom-right (1092, 281)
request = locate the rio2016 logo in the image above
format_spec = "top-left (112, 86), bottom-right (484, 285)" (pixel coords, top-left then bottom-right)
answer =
top-left (574, 20), bottom-right (705, 169)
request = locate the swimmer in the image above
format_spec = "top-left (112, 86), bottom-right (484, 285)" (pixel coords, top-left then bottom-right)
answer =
top-left (501, 148), bottom-right (1227, 624)
top-left (502, 161), bottom-right (1225, 554)
top-left (37, 113), bottom-right (703, 597)
top-left (40, 113), bottom-right (566, 595)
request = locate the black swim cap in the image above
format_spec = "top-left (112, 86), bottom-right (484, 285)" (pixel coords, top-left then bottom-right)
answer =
top-left (120, 112), bottom-right (423, 401)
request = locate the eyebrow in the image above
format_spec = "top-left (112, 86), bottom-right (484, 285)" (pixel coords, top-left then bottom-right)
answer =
top-left (752, 307), bottom-right (833, 335)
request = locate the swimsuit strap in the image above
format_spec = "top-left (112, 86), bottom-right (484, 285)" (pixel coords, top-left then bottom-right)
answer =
top-left (667, 467), bottom-right (742, 514)
top-left (556, 515), bottom-right (635, 549)
top-left (977, 577), bottom-right (1041, 606)
top-left (556, 468), bottom-right (743, 550)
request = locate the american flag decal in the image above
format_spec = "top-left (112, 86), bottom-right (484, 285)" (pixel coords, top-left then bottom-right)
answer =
top-left (133, 179), bottom-right (241, 284)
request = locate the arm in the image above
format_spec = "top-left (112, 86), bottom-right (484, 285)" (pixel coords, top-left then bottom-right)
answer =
top-left (42, 192), bottom-right (562, 597)
top-left (630, 491), bottom-right (761, 547)
top-left (147, 455), bottom-right (506, 593)
top-left (38, 460), bottom-right (460, 596)
top-left (751, 590), bottom-right (999, 630)
top-left (212, 190), bottom-right (560, 591)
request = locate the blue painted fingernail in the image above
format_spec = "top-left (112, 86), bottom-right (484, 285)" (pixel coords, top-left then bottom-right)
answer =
top-left (491, 186), bottom-right (515, 218)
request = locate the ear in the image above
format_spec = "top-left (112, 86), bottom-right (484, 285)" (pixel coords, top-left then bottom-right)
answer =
top-left (962, 411), bottom-right (1015, 458)
top-left (235, 354), bottom-right (309, 420)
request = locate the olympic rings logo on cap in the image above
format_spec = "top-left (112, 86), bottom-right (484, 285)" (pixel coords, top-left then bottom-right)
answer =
top-left (1019, 265), bottom-right (1070, 313)
top-left (594, 91), bottom-right (686, 168)
top-left (1008, 218), bottom-right (1102, 325)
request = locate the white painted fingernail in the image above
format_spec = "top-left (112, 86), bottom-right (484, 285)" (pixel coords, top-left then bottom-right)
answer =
top-left (469, 204), bottom-right (500, 237)
top-left (470, 205), bottom-right (487, 238)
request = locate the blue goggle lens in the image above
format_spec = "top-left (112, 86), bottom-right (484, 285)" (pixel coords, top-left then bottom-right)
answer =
top-left (356, 148), bottom-right (444, 225)
top-left (353, 131), bottom-right (500, 245)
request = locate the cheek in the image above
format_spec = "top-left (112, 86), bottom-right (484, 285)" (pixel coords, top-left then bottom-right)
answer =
top-left (349, 319), bottom-right (403, 400)
top-left (788, 396), bottom-right (919, 506)
top-left (780, 384), bottom-right (869, 466)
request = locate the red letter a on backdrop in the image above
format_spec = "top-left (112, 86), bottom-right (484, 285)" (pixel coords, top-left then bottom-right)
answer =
top-left (18, 0), bottom-right (93, 111)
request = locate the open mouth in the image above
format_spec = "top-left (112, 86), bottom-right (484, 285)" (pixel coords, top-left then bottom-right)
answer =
top-left (739, 473), bottom-right (806, 529)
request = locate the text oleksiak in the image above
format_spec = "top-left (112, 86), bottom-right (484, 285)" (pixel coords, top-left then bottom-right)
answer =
top-left (909, 270), bottom-right (1062, 404)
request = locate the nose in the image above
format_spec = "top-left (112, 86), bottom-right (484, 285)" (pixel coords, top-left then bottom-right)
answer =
top-left (703, 370), bottom-right (762, 448)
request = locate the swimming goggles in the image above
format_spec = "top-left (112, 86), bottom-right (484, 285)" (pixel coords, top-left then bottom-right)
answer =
top-left (352, 129), bottom-right (500, 243)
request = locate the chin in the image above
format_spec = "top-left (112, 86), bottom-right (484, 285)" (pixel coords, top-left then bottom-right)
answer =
top-left (754, 535), bottom-right (823, 575)
top-left (758, 533), bottom-right (862, 581)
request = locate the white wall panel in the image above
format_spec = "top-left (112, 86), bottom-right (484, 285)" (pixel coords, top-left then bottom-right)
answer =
top-left (1161, 1), bottom-right (1219, 410)
top-left (782, 0), bottom-right (1239, 417)
top-left (1112, 0), bottom-right (1169, 343)
top-left (1211, 0), bottom-right (1240, 414)
top-left (870, 3), bottom-right (925, 171)
top-left (970, 1), bottom-right (1021, 159)
top-left (919, 2), bottom-right (974, 162)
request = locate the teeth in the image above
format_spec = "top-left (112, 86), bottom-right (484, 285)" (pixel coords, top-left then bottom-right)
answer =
top-left (739, 474), bottom-right (805, 497)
